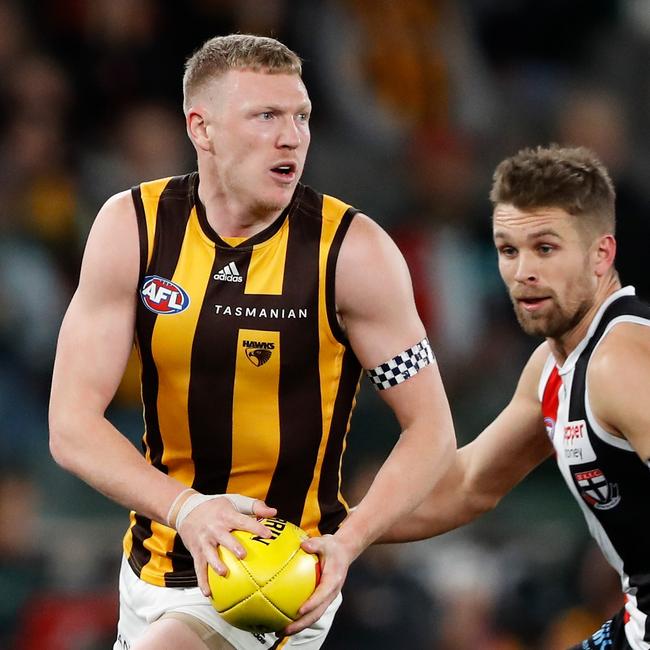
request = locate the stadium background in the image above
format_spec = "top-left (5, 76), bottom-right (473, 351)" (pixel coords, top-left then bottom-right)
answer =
top-left (1, 0), bottom-right (649, 647)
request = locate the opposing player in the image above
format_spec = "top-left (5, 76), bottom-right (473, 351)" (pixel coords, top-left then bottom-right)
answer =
top-left (385, 145), bottom-right (650, 649)
top-left (48, 34), bottom-right (455, 650)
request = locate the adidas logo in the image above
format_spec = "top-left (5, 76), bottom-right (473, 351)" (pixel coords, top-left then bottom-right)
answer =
top-left (213, 261), bottom-right (243, 283)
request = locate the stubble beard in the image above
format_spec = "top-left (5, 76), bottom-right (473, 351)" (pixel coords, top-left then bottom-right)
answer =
top-left (511, 287), bottom-right (593, 340)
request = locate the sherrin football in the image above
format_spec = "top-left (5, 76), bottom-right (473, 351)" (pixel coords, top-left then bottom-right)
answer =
top-left (208, 517), bottom-right (320, 633)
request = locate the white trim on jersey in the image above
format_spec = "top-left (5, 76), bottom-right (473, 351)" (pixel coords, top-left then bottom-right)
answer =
top-left (537, 353), bottom-right (557, 403)
top-left (558, 286), bottom-right (637, 376)
top-left (584, 314), bottom-right (650, 452)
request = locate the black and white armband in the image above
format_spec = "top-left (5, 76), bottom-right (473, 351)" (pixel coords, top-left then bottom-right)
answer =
top-left (366, 337), bottom-right (435, 390)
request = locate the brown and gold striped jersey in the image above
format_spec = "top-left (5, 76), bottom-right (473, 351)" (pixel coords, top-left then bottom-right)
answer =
top-left (122, 173), bottom-right (363, 587)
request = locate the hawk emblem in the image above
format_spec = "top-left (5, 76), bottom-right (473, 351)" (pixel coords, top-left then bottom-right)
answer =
top-left (246, 348), bottom-right (272, 367)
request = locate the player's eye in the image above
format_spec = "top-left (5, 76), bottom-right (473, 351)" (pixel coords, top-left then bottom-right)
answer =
top-left (498, 245), bottom-right (517, 257)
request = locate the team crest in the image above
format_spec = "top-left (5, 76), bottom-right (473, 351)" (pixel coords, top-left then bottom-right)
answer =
top-left (140, 275), bottom-right (190, 314)
top-left (574, 468), bottom-right (621, 511)
top-left (242, 339), bottom-right (274, 367)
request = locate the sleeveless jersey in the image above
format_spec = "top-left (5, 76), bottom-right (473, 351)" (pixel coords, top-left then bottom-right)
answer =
top-left (122, 173), bottom-right (363, 587)
top-left (539, 286), bottom-right (650, 649)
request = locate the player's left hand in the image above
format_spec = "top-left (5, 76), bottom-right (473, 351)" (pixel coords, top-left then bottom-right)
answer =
top-left (282, 533), bottom-right (356, 636)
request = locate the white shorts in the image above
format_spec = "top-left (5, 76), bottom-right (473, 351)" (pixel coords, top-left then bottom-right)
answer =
top-left (114, 555), bottom-right (341, 650)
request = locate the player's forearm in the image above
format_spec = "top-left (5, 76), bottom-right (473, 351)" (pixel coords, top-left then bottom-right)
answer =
top-left (377, 469), bottom-right (496, 542)
top-left (49, 412), bottom-right (186, 526)
top-left (335, 422), bottom-right (456, 558)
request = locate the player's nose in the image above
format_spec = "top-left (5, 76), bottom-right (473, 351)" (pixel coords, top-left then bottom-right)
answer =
top-left (277, 116), bottom-right (301, 149)
top-left (514, 252), bottom-right (538, 282)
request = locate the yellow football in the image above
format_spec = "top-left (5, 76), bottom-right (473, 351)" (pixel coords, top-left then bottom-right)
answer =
top-left (208, 517), bottom-right (320, 633)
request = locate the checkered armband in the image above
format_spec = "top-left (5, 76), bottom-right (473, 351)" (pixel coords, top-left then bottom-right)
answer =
top-left (366, 338), bottom-right (435, 390)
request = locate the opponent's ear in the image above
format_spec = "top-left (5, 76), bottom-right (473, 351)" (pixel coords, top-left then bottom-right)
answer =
top-left (594, 234), bottom-right (616, 277)
top-left (186, 108), bottom-right (211, 152)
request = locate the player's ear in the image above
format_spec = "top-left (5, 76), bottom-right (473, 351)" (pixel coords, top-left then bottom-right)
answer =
top-left (594, 234), bottom-right (616, 277)
top-left (186, 108), bottom-right (211, 152)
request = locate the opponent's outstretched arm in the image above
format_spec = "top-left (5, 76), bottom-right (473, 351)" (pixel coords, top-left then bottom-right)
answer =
top-left (49, 193), bottom-right (275, 595)
top-left (381, 342), bottom-right (555, 543)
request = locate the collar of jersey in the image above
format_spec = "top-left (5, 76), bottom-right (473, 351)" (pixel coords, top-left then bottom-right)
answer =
top-left (558, 285), bottom-right (636, 375)
top-left (192, 172), bottom-right (303, 250)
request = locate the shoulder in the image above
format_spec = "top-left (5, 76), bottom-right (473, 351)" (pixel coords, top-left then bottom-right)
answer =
top-left (336, 213), bottom-right (413, 310)
top-left (516, 341), bottom-right (552, 400)
top-left (92, 190), bottom-right (138, 232)
top-left (589, 321), bottom-right (650, 386)
top-left (588, 318), bottom-right (650, 445)
top-left (338, 212), bottom-right (409, 275)
top-left (79, 190), bottom-right (139, 293)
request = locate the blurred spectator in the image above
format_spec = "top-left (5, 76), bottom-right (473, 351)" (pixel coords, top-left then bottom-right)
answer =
top-left (0, 469), bottom-right (45, 648)
top-left (553, 86), bottom-right (650, 300)
top-left (541, 542), bottom-right (623, 648)
top-left (78, 99), bottom-right (193, 236)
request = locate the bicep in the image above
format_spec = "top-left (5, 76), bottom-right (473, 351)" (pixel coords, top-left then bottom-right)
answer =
top-left (50, 193), bottom-right (140, 419)
top-left (336, 214), bottom-right (426, 371)
top-left (336, 215), bottom-right (447, 428)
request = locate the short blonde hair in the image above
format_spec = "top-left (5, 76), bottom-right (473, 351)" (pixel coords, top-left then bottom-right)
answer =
top-left (183, 34), bottom-right (303, 112)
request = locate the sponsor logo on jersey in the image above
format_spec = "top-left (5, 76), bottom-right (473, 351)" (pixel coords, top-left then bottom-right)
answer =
top-left (214, 261), bottom-right (243, 283)
top-left (215, 304), bottom-right (308, 320)
top-left (562, 419), bottom-right (596, 463)
top-left (140, 276), bottom-right (190, 314)
top-left (243, 339), bottom-right (274, 367)
top-left (574, 468), bottom-right (621, 510)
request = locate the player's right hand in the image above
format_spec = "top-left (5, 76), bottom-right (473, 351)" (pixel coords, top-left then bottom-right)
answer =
top-left (178, 495), bottom-right (277, 597)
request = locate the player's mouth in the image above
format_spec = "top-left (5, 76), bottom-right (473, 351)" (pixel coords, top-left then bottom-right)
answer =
top-left (269, 162), bottom-right (298, 184)
top-left (516, 296), bottom-right (552, 312)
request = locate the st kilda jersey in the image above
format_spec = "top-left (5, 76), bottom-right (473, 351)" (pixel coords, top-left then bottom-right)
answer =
top-left (123, 173), bottom-right (363, 587)
top-left (540, 286), bottom-right (650, 649)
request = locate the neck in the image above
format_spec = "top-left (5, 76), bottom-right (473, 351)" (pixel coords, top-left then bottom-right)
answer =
top-left (547, 273), bottom-right (622, 365)
top-left (196, 165), bottom-right (287, 239)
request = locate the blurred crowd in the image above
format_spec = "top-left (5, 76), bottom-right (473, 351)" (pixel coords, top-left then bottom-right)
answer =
top-left (1, 0), bottom-right (649, 648)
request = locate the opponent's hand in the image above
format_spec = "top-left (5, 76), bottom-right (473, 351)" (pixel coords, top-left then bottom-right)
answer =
top-left (282, 533), bottom-right (356, 636)
top-left (177, 495), bottom-right (276, 596)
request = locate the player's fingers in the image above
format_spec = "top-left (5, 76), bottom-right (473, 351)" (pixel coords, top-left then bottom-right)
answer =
top-left (231, 513), bottom-right (274, 539)
top-left (251, 499), bottom-right (277, 518)
top-left (300, 534), bottom-right (329, 554)
top-left (284, 599), bottom-right (332, 636)
top-left (204, 543), bottom-right (228, 575)
top-left (213, 531), bottom-right (247, 559)
top-left (193, 554), bottom-right (213, 597)
top-left (297, 578), bottom-right (339, 616)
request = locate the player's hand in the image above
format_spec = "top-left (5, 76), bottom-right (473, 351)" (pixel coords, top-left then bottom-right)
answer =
top-left (282, 533), bottom-right (355, 636)
top-left (177, 495), bottom-right (276, 597)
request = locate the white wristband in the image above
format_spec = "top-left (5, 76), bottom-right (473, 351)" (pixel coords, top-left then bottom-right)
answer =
top-left (166, 488), bottom-right (195, 528)
top-left (174, 493), bottom-right (258, 531)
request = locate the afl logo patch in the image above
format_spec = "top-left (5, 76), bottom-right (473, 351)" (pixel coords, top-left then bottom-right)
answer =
top-left (140, 275), bottom-right (190, 314)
